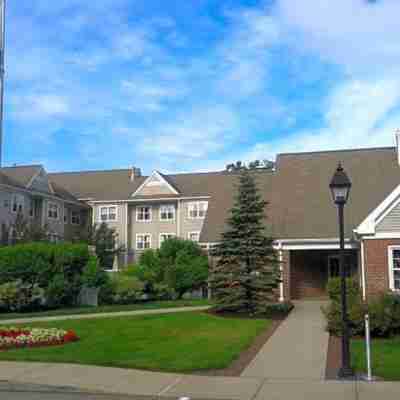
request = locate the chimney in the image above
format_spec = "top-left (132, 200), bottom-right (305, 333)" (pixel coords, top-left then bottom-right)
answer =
top-left (396, 129), bottom-right (400, 165)
top-left (130, 166), bottom-right (141, 181)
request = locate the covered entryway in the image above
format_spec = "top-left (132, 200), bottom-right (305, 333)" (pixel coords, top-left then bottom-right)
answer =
top-left (289, 250), bottom-right (358, 299)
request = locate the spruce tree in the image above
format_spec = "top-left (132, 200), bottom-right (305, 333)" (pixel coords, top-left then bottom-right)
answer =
top-left (210, 168), bottom-right (281, 314)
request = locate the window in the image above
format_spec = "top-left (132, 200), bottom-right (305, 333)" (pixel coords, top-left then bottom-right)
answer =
top-left (159, 233), bottom-right (175, 246)
top-left (71, 210), bottom-right (81, 225)
top-left (136, 234), bottom-right (151, 250)
top-left (64, 207), bottom-right (68, 224)
top-left (48, 202), bottom-right (59, 219)
top-left (12, 194), bottom-right (24, 214)
top-left (29, 201), bottom-right (34, 218)
top-left (136, 206), bottom-right (152, 222)
top-left (389, 247), bottom-right (400, 291)
top-left (160, 205), bottom-right (175, 221)
top-left (100, 206), bottom-right (117, 222)
top-left (188, 232), bottom-right (200, 242)
top-left (3, 197), bottom-right (10, 209)
top-left (188, 201), bottom-right (208, 219)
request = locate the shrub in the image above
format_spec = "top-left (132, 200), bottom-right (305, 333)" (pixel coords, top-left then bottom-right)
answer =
top-left (0, 242), bottom-right (89, 309)
top-left (82, 256), bottom-right (109, 288)
top-left (327, 277), bottom-right (360, 303)
top-left (264, 301), bottom-right (294, 318)
top-left (112, 274), bottom-right (145, 304)
top-left (0, 280), bottom-right (44, 312)
top-left (368, 293), bottom-right (400, 337)
top-left (98, 276), bottom-right (116, 305)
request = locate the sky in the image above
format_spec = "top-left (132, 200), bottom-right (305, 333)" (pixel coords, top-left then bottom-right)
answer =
top-left (3, 0), bottom-right (400, 174)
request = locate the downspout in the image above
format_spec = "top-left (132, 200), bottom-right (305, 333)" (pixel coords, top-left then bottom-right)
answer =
top-left (361, 239), bottom-right (367, 301)
top-left (176, 199), bottom-right (181, 238)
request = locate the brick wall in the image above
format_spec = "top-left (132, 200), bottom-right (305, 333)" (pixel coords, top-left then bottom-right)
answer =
top-left (363, 239), bottom-right (400, 296)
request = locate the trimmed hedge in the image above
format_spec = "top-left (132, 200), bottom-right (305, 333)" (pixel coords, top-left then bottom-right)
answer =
top-left (0, 242), bottom-right (89, 309)
top-left (323, 277), bottom-right (400, 337)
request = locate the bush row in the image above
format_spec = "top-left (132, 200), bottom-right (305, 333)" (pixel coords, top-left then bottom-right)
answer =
top-left (323, 277), bottom-right (400, 337)
top-left (0, 243), bottom-right (91, 311)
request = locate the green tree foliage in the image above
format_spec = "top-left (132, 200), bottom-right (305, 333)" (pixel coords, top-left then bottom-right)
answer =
top-left (226, 159), bottom-right (275, 172)
top-left (82, 256), bottom-right (109, 288)
top-left (210, 168), bottom-right (281, 314)
top-left (8, 211), bottom-right (49, 245)
top-left (86, 223), bottom-right (124, 270)
top-left (134, 238), bottom-right (209, 299)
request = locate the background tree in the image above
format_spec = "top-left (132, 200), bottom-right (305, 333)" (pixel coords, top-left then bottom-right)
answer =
top-left (86, 223), bottom-right (124, 270)
top-left (210, 168), bottom-right (281, 314)
top-left (226, 159), bottom-right (275, 172)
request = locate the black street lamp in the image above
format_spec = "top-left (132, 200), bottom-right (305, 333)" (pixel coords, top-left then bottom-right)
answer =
top-left (329, 163), bottom-right (354, 379)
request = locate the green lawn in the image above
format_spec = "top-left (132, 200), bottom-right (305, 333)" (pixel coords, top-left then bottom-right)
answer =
top-left (351, 337), bottom-right (400, 380)
top-left (0, 299), bottom-right (211, 321)
top-left (0, 312), bottom-right (270, 372)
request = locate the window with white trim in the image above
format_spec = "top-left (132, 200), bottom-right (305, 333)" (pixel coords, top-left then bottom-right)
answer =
top-left (64, 207), bottom-right (68, 224)
top-left (188, 201), bottom-right (208, 219)
top-left (136, 206), bottom-right (152, 222)
top-left (47, 202), bottom-right (59, 220)
top-left (136, 234), bottom-right (151, 250)
top-left (71, 210), bottom-right (81, 225)
top-left (160, 204), bottom-right (175, 221)
top-left (100, 206), bottom-right (117, 222)
top-left (12, 194), bottom-right (24, 214)
top-left (159, 233), bottom-right (175, 246)
top-left (188, 232), bottom-right (200, 242)
top-left (389, 247), bottom-right (400, 290)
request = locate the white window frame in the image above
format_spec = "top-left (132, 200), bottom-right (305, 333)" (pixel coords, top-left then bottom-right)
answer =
top-left (159, 233), bottom-right (176, 247)
top-left (159, 204), bottom-right (175, 221)
top-left (99, 205), bottom-right (118, 222)
top-left (188, 201), bottom-right (208, 219)
top-left (136, 206), bottom-right (152, 222)
top-left (136, 234), bottom-right (152, 250)
top-left (47, 202), bottom-right (59, 220)
top-left (71, 210), bottom-right (81, 225)
top-left (11, 194), bottom-right (24, 214)
top-left (188, 231), bottom-right (200, 242)
top-left (388, 246), bottom-right (400, 291)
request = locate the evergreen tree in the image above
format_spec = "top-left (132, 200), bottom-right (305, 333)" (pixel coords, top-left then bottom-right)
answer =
top-left (210, 168), bottom-right (280, 314)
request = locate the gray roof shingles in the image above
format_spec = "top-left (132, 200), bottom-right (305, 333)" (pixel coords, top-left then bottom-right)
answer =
top-left (49, 147), bottom-right (400, 242)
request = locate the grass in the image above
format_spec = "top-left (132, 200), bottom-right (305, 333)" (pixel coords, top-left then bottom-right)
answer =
top-left (351, 336), bottom-right (400, 380)
top-left (0, 311), bottom-right (270, 372)
top-left (0, 299), bottom-right (211, 320)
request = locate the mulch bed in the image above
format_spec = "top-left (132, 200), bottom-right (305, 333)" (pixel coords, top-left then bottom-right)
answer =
top-left (325, 335), bottom-right (342, 380)
top-left (194, 313), bottom-right (288, 377)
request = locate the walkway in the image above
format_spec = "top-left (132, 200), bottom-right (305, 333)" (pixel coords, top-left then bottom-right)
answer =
top-left (1, 362), bottom-right (399, 399)
top-left (241, 300), bottom-right (329, 380)
top-left (0, 306), bottom-right (210, 325)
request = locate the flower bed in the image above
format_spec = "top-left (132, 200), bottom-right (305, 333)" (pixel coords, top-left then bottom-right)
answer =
top-left (0, 327), bottom-right (79, 350)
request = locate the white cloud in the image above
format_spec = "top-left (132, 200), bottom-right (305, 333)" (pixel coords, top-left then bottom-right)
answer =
top-left (11, 94), bottom-right (70, 120)
top-left (276, 0), bottom-right (400, 73)
top-left (239, 77), bottom-right (400, 162)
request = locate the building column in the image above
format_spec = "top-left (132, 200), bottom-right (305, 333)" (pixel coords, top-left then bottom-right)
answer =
top-left (282, 250), bottom-right (291, 301)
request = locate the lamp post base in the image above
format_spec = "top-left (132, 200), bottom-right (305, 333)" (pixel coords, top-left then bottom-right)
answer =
top-left (338, 366), bottom-right (355, 380)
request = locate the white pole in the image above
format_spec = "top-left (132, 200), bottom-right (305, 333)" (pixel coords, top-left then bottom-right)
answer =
top-left (365, 313), bottom-right (372, 381)
top-left (0, 0), bottom-right (5, 167)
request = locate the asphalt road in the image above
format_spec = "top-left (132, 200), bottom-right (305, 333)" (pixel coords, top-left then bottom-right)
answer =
top-left (0, 382), bottom-right (158, 400)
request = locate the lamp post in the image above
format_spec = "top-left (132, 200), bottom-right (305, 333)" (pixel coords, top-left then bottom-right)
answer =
top-left (329, 163), bottom-right (354, 379)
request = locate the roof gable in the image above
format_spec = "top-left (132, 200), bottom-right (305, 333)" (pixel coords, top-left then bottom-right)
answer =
top-left (27, 167), bottom-right (54, 194)
top-left (131, 171), bottom-right (180, 197)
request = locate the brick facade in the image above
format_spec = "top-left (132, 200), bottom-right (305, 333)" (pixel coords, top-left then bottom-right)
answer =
top-left (363, 239), bottom-right (400, 296)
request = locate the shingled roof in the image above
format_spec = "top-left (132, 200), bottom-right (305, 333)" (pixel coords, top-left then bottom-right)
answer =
top-left (0, 165), bottom-right (85, 204)
top-left (49, 146), bottom-right (400, 242)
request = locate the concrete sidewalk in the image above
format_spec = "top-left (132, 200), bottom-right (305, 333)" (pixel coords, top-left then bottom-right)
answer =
top-left (0, 306), bottom-right (210, 325)
top-left (1, 362), bottom-right (399, 399)
top-left (241, 301), bottom-right (329, 380)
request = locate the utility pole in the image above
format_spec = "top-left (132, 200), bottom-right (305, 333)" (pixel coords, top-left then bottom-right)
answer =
top-left (0, 0), bottom-right (5, 167)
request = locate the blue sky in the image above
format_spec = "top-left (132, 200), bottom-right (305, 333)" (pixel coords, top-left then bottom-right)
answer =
top-left (3, 0), bottom-right (400, 173)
